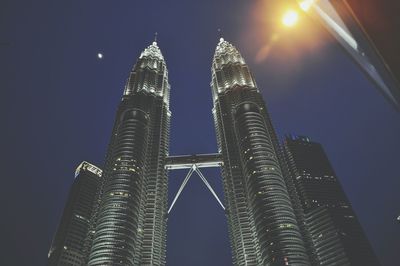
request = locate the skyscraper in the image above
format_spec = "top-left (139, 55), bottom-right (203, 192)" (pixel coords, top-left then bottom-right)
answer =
top-left (211, 38), bottom-right (310, 266)
top-left (87, 41), bottom-right (170, 266)
top-left (48, 161), bottom-right (102, 266)
top-left (283, 135), bottom-right (380, 266)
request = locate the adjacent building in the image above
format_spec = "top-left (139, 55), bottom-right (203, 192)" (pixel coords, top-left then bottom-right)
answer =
top-left (48, 161), bottom-right (102, 266)
top-left (283, 135), bottom-right (380, 266)
top-left (211, 38), bottom-right (310, 266)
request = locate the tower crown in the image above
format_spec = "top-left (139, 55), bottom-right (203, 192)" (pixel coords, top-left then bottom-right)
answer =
top-left (139, 41), bottom-right (164, 61)
top-left (213, 38), bottom-right (245, 68)
top-left (211, 39), bottom-right (256, 100)
top-left (124, 41), bottom-right (170, 104)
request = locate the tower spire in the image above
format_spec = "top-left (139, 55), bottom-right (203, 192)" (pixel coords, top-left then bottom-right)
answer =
top-left (217, 28), bottom-right (224, 43)
top-left (154, 32), bottom-right (158, 43)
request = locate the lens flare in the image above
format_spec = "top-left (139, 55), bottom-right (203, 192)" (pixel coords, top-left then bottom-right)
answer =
top-left (299, 0), bottom-right (317, 12)
top-left (282, 10), bottom-right (299, 27)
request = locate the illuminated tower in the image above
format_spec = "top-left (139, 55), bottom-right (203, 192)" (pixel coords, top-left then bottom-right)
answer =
top-left (48, 161), bottom-right (102, 266)
top-left (283, 135), bottom-right (380, 266)
top-left (211, 38), bottom-right (310, 266)
top-left (87, 40), bottom-right (170, 266)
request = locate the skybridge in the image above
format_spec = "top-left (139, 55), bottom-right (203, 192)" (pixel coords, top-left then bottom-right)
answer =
top-left (166, 153), bottom-right (225, 214)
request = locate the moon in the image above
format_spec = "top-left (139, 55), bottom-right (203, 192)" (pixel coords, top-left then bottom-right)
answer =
top-left (97, 53), bottom-right (103, 59)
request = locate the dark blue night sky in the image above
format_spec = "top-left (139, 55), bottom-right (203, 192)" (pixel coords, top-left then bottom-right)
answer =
top-left (1, 1), bottom-right (399, 265)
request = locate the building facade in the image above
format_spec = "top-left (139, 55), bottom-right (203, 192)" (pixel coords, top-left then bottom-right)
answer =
top-left (283, 135), bottom-right (380, 266)
top-left (87, 41), bottom-right (170, 266)
top-left (48, 161), bottom-right (102, 266)
top-left (211, 38), bottom-right (310, 266)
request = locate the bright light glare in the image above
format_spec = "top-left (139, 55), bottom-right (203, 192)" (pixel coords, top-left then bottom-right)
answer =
top-left (97, 53), bottom-right (103, 59)
top-left (299, 0), bottom-right (315, 12)
top-left (282, 10), bottom-right (299, 27)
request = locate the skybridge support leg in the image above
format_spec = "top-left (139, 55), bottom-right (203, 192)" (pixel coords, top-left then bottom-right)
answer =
top-left (194, 166), bottom-right (225, 211)
top-left (168, 166), bottom-right (195, 214)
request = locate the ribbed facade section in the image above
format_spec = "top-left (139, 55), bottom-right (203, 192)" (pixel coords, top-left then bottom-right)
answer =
top-left (213, 101), bottom-right (261, 266)
top-left (88, 41), bottom-right (170, 266)
top-left (211, 39), bottom-right (310, 266)
top-left (283, 136), bottom-right (380, 266)
top-left (235, 103), bottom-right (309, 265)
top-left (48, 162), bottom-right (102, 266)
top-left (305, 207), bottom-right (349, 266)
top-left (139, 95), bottom-right (170, 265)
top-left (88, 107), bottom-right (150, 266)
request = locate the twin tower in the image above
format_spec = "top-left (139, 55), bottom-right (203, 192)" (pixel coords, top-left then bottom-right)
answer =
top-left (48, 39), bottom-right (379, 266)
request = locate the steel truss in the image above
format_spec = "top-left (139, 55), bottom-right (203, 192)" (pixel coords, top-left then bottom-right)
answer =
top-left (166, 154), bottom-right (225, 214)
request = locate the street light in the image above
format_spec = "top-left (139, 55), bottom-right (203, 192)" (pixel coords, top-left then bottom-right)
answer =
top-left (282, 9), bottom-right (299, 27)
top-left (281, 0), bottom-right (317, 28)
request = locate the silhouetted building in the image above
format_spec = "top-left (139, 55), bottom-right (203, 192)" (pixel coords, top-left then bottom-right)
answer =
top-left (211, 38), bottom-right (310, 265)
top-left (48, 161), bottom-right (102, 266)
top-left (283, 135), bottom-right (380, 266)
top-left (87, 41), bottom-right (170, 266)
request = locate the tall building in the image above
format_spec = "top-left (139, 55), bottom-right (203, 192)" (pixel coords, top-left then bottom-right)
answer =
top-left (48, 161), bottom-right (102, 266)
top-left (211, 38), bottom-right (310, 266)
top-left (283, 135), bottom-right (380, 266)
top-left (87, 41), bottom-right (170, 266)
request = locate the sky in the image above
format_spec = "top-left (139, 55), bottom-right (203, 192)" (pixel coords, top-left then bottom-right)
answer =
top-left (1, 0), bottom-right (399, 265)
